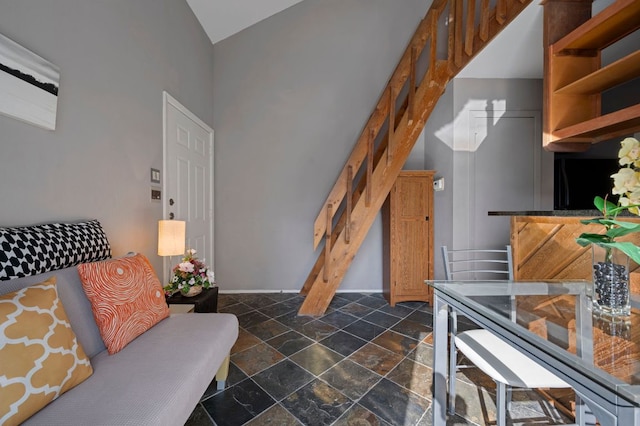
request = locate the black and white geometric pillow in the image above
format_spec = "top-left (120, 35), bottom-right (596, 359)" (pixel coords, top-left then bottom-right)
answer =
top-left (0, 219), bottom-right (111, 281)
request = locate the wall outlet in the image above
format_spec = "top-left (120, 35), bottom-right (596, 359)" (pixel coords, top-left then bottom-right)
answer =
top-left (433, 177), bottom-right (445, 191)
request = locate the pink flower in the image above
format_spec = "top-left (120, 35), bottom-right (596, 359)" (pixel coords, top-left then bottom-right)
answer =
top-left (178, 261), bottom-right (195, 273)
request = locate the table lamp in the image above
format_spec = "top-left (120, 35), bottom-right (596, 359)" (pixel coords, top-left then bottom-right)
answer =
top-left (158, 219), bottom-right (186, 284)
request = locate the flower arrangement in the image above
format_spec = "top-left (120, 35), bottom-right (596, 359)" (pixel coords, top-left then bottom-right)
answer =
top-left (576, 137), bottom-right (640, 264)
top-left (163, 249), bottom-right (215, 296)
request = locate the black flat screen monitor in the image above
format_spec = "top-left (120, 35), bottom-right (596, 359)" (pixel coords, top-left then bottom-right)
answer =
top-left (554, 158), bottom-right (620, 210)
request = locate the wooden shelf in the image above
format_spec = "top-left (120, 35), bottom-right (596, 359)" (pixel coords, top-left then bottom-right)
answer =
top-left (545, 0), bottom-right (640, 150)
top-left (555, 50), bottom-right (640, 95)
top-left (552, 104), bottom-right (640, 143)
top-left (553, 0), bottom-right (640, 54)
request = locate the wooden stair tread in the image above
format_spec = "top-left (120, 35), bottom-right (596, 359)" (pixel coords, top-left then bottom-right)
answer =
top-left (552, 0), bottom-right (640, 54)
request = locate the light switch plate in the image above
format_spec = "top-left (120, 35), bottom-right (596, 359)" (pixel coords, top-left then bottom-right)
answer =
top-left (433, 177), bottom-right (445, 191)
top-left (150, 168), bottom-right (161, 184)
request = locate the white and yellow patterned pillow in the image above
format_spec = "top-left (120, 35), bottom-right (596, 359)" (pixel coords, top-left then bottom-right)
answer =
top-left (0, 277), bottom-right (93, 425)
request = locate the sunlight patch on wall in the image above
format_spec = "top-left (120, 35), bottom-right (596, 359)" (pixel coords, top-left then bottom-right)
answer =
top-left (435, 98), bottom-right (508, 152)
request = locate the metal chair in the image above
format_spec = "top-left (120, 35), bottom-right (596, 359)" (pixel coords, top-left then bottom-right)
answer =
top-left (441, 245), bottom-right (572, 426)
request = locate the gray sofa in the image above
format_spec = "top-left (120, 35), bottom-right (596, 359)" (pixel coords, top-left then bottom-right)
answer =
top-left (1, 265), bottom-right (239, 426)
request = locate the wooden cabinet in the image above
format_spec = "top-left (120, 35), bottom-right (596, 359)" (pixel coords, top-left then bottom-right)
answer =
top-left (383, 171), bottom-right (434, 306)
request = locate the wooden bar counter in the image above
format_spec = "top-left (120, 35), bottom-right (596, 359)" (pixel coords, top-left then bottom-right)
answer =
top-left (488, 211), bottom-right (640, 281)
top-left (491, 211), bottom-right (640, 418)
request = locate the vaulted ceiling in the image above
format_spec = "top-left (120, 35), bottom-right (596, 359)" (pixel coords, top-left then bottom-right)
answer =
top-left (186, 0), bottom-right (543, 78)
top-left (186, 0), bottom-right (306, 46)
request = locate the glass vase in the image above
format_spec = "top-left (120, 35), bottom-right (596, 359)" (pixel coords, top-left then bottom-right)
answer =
top-left (591, 245), bottom-right (630, 317)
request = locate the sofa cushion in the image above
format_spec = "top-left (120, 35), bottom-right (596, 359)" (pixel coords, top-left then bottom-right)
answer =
top-left (0, 219), bottom-right (111, 281)
top-left (77, 254), bottom-right (169, 354)
top-left (22, 312), bottom-right (239, 426)
top-left (0, 267), bottom-right (106, 358)
top-left (0, 277), bottom-right (93, 426)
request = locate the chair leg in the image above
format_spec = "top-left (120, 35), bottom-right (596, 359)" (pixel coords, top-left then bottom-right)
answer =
top-left (448, 310), bottom-right (458, 416)
top-left (496, 381), bottom-right (507, 426)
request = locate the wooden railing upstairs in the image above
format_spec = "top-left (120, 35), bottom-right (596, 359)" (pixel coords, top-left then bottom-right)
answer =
top-left (299, 0), bottom-right (533, 316)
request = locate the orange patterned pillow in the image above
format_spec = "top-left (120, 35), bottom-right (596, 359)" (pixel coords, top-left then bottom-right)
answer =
top-left (0, 277), bottom-right (93, 426)
top-left (77, 254), bottom-right (169, 355)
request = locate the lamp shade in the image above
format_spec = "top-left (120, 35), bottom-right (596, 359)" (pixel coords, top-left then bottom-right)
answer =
top-left (158, 220), bottom-right (186, 256)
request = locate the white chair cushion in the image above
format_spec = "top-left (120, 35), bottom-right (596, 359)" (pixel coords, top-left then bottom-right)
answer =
top-left (455, 329), bottom-right (570, 389)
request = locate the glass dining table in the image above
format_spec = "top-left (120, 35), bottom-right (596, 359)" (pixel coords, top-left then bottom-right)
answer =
top-left (427, 280), bottom-right (640, 426)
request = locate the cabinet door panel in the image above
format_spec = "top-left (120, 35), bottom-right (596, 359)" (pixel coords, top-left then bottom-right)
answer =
top-left (387, 171), bottom-right (434, 306)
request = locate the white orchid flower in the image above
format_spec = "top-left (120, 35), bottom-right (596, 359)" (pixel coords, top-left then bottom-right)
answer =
top-left (619, 137), bottom-right (640, 166)
top-left (611, 167), bottom-right (639, 195)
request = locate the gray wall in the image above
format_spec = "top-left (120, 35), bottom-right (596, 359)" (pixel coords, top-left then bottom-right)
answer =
top-left (424, 84), bottom-right (454, 279)
top-left (0, 0), bottom-right (215, 275)
top-left (425, 79), bottom-right (552, 277)
top-left (452, 79), bottom-right (553, 250)
top-left (212, 0), bottom-right (430, 292)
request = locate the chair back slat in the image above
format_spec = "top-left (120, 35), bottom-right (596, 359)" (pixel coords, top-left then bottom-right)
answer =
top-left (441, 245), bottom-right (514, 281)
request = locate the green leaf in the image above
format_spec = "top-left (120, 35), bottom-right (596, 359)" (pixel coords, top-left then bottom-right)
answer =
top-left (576, 234), bottom-right (611, 246)
top-left (597, 241), bottom-right (640, 265)
top-left (593, 196), bottom-right (605, 213)
top-left (604, 221), bottom-right (640, 239)
top-left (592, 196), bottom-right (630, 217)
top-left (580, 218), bottom-right (607, 226)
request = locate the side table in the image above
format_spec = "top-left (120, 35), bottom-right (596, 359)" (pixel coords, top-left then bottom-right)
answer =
top-left (166, 286), bottom-right (218, 313)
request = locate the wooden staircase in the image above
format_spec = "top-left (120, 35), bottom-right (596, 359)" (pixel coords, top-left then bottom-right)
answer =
top-left (298, 0), bottom-right (533, 316)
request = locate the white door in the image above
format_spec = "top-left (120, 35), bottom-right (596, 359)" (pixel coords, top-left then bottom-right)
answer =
top-left (163, 92), bottom-right (214, 276)
top-left (469, 111), bottom-right (541, 249)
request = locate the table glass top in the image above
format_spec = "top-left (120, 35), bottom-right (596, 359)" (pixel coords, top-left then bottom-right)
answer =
top-left (427, 280), bottom-right (640, 404)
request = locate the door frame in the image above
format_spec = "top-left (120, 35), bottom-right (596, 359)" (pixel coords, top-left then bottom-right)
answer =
top-left (162, 91), bottom-right (215, 282)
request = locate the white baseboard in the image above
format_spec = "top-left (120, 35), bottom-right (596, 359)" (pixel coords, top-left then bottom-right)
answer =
top-left (218, 289), bottom-right (383, 294)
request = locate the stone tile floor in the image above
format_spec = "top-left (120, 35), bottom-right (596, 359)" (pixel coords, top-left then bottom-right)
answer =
top-left (185, 292), bottom-right (573, 426)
